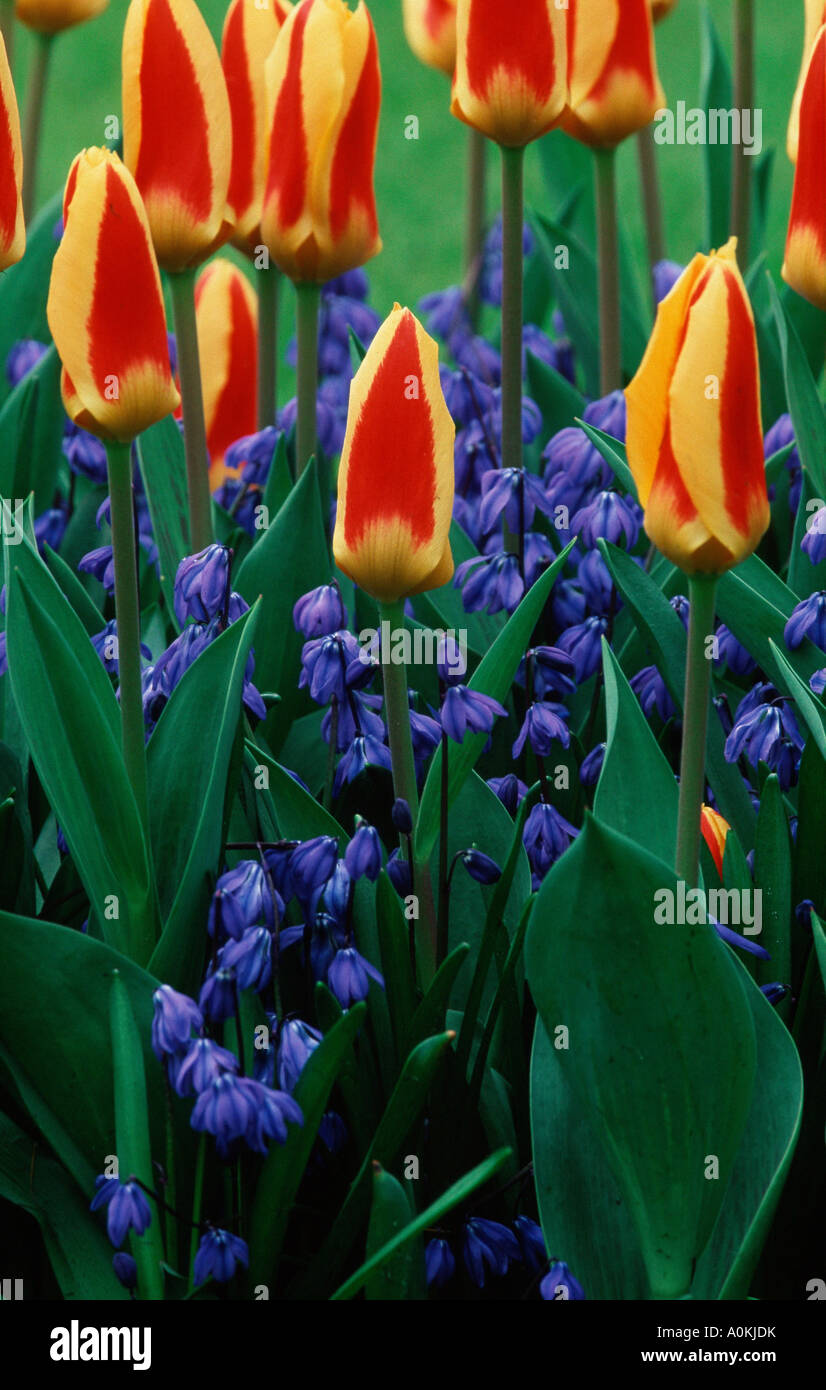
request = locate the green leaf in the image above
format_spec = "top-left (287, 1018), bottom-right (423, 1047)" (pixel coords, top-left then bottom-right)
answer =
top-left (577, 421), bottom-right (638, 501)
top-left (137, 415), bottom-right (192, 623)
top-left (405, 944), bottom-right (470, 1056)
top-left (699, 3), bottom-right (733, 249)
top-left (793, 742), bottom-right (826, 939)
top-left (148, 606), bottom-right (260, 992)
top-left (109, 972), bottom-right (165, 1300)
top-left (0, 348), bottom-right (64, 513)
top-left (4, 539), bottom-right (155, 962)
top-left (0, 191), bottom-right (62, 409)
top-left (376, 871), bottom-right (417, 1070)
top-left (247, 1003), bottom-right (366, 1285)
top-left (767, 638), bottom-right (826, 758)
top-left (526, 814), bottom-right (757, 1298)
top-left (767, 273), bottom-right (826, 499)
top-left (364, 1165), bottom-right (424, 1300)
top-left (244, 741), bottom-right (345, 844)
top-left (789, 474), bottom-right (826, 599)
top-left (42, 543), bottom-right (104, 636)
top-left (235, 461), bottom-right (330, 752)
top-left (331, 1148), bottom-right (511, 1301)
top-left (594, 639), bottom-right (678, 865)
top-left (752, 775), bottom-right (792, 991)
top-left (415, 541), bottom-right (575, 860)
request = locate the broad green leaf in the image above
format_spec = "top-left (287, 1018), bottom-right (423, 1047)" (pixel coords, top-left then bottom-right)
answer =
top-left (525, 814), bottom-right (757, 1298)
top-left (0, 347), bottom-right (64, 513)
top-left (137, 415), bottom-right (192, 624)
top-left (793, 742), bottom-right (826, 966)
top-left (752, 776), bottom-right (792, 994)
top-left (415, 541), bottom-right (575, 860)
top-left (364, 1165), bottom-right (424, 1300)
top-left (376, 871), bottom-right (417, 1072)
top-left (148, 606), bottom-right (260, 992)
top-left (767, 274), bottom-right (826, 500)
top-left (577, 421), bottom-right (638, 500)
top-left (789, 474), bottom-right (826, 599)
top-left (0, 191), bottom-right (62, 409)
top-left (4, 540), bottom-right (155, 962)
top-left (405, 944), bottom-right (469, 1057)
top-left (244, 741), bottom-right (345, 845)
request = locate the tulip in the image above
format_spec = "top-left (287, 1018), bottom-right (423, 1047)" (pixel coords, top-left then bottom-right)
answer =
top-left (222, 0), bottom-right (292, 253)
top-left (122, 0), bottom-right (231, 274)
top-left (0, 31), bottom-right (24, 270)
top-left (15, 0), bottom-right (106, 32)
top-left (403, 0), bottom-right (456, 77)
top-left (194, 259), bottom-right (258, 489)
top-left (625, 238), bottom-right (768, 575)
top-left (563, 0), bottom-right (664, 150)
top-left (451, 0), bottom-right (568, 148)
top-left (701, 805), bottom-right (730, 878)
top-left (783, 24), bottom-right (826, 312)
top-left (788, 1), bottom-right (826, 161)
top-left (333, 304), bottom-right (454, 602)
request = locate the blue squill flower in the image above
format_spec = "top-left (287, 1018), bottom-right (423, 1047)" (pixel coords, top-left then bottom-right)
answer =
top-left (557, 617), bottom-right (608, 683)
top-left (630, 665), bottom-right (676, 722)
top-left (513, 700), bottom-right (570, 758)
top-left (62, 421), bottom-right (108, 484)
top-left (174, 545), bottom-right (230, 627)
top-left (479, 467), bottom-right (553, 534)
top-left (344, 821), bottom-right (382, 881)
top-left (208, 861), bottom-right (280, 941)
top-left (577, 549), bottom-right (616, 615)
top-left (173, 1038), bottom-right (238, 1098)
top-left (540, 1260), bottom-right (586, 1300)
top-left (440, 685), bottom-right (507, 743)
top-left (514, 1216), bottom-right (547, 1272)
top-left (571, 489), bottom-right (641, 550)
top-left (714, 623), bottom-right (755, 675)
top-left (225, 426), bottom-right (281, 485)
top-left (386, 849), bottom-right (412, 896)
top-left (652, 259), bottom-right (685, 303)
top-left (277, 1019), bottom-right (323, 1092)
top-left (425, 1237), bottom-right (456, 1289)
top-left (90, 1177), bottom-right (152, 1249)
top-left (764, 413), bottom-right (801, 513)
top-left (289, 836), bottom-right (339, 904)
top-left (460, 849), bottom-right (502, 884)
top-left (112, 1252), bottom-right (137, 1291)
top-left (333, 734), bottom-right (393, 795)
top-left (199, 967), bottom-right (238, 1024)
top-left (151, 985), bottom-right (202, 1061)
top-left (239, 1077), bottom-right (303, 1153)
top-left (580, 743), bottom-right (606, 786)
top-left (193, 1229), bottom-right (249, 1286)
top-left (293, 583), bottom-right (346, 639)
top-left (6, 337), bottom-right (48, 386)
top-left (712, 919), bottom-right (770, 960)
top-left (454, 552), bottom-right (523, 614)
top-left (78, 544), bottom-right (115, 591)
top-left (452, 332), bottom-right (501, 385)
top-left (462, 1217), bottom-right (522, 1288)
top-left (487, 773), bottom-right (528, 816)
top-left (327, 946), bottom-right (383, 1009)
top-left (761, 983), bottom-right (789, 1006)
top-left (190, 1073), bottom-right (255, 1154)
top-left (418, 286), bottom-right (470, 342)
top-left (801, 507), bottom-right (826, 566)
top-left (523, 802), bottom-right (578, 882)
top-left (219, 927), bottom-right (273, 992)
top-left (785, 591), bottom-right (826, 651)
top-left (300, 631), bottom-right (366, 705)
top-left (90, 621), bottom-right (152, 676)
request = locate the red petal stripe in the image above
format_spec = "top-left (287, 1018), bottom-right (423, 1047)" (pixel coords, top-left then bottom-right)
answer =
top-left (585, 0), bottom-right (655, 104)
top-left (789, 28), bottom-right (826, 259)
top-left (267, 0), bottom-right (313, 231)
top-left (224, 1), bottom-right (255, 219)
top-left (425, 0), bottom-right (454, 40)
top-left (329, 19), bottom-right (380, 243)
top-left (0, 97), bottom-right (17, 247)
top-left (465, 0), bottom-right (554, 104)
top-left (719, 268), bottom-right (764, 536)
top-left (206, 272), bottom-right (257, 463)
top-left (135, 0), bottom-right (212, 221)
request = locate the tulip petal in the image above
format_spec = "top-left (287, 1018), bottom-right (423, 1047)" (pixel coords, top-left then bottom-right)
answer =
top-left (403, 0), bottom-right (457, 77)
top-left (564, 0), bottom-right (664, 148)
top-left (194, 259), bottom-right (258, 488)
top-left (783, 25), bottom-right (826, 311)
top-left (0, 32), bottom-right (24, 270)
top-left (223, 0), bottom-right (290, 250)
top-left (16, 0), bottom-right (108, 34)
top-left (451, 0), bottom-right (567, 147)
top-left (787, 0), bottom-right (826, 162)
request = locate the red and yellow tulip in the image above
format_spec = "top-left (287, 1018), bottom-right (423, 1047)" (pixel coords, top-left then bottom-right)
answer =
top-left (450, 0), bottom-right (567, 147)
top-left (783, 24), bottom-right (826, 310)
top-left (700, 805), bottom-right (730, 878)
top-left (563, 0), bottom-right (665, 148)
top-left (222, 0), bottom-right (292, 253)
top-left (122, 0), bottom-right (232, 272)
top-left (0, 33), bottom-right (24, 271)
top-left (403, 0), bottom-right (457, 78)
top-left (194, 259), bottom-right (258, 490)
top-left (15, 0), bottom-right (107, 32)
top-left (261, 0), bottom-right (382, 284)
top-left (787, 0), bottom-right (826, 161)
top-left (333, 304), bottom-right (455, 602)
top-left (625, 238), bottom-right (769, 575)
top-left (47, 148), bottom-right (179, 442)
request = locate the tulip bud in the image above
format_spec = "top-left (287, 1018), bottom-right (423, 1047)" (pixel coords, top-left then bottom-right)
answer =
top-left (787, 0), bottom-right (826, 162)
top-left (700, 804), bottom-right (730, 878)
top-left (333, 304), bottom-right (455, 602)
top-left (451, 0), bottom-right (567, 147)
top-left (193, 259), bottom-right (258, 488)
top-left (261, 0), bottom-right (382, 284)
top-left (0, 33), bottom-right (24, 271)
top-left (403, 0), bottom-right (457, 77)
top-left (625, 237), bottom-right (769, 575)
top-left (15, 0), bottom-right (107, 33)
top-left (122, 0), bottom-right (232, 272)
top-left (563, 0), bottom-right (665, 148)
top-left (222, 0), bottom-right (292, 253)
top-left (47, 147), bottom-right (180, 442)
top-left (783, 24), bottom-right (826, 311)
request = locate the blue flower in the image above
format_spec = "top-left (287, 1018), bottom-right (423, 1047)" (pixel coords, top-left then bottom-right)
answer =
top-left (523, 802), bottom-right (578, 882)
top-left (151, 985), bottom-right (202, 1061)
top-left (714, 623), bottom-right (755, 675)
top-left (801, 507), bottom-right (826, 566)
top-left (90, 621), bottom-right (151, 676)
top-left (652, 259), bottom-right (685, 303)
top-left (344, 821), bottom-right (382, 881)
top-left (523, 323), bottom-right (575, 383)
top-left (460, 848), bottom-right (502, 884)
top-left (540, 1260), bottom-right (586, 1300)
top-left (290, 836), bottom-right (339, 903)
top-left (392, 798), bottom-right (413, 834)
top-left (225, 426), bottom-right (281, 486)
top-left (526, 645), bottom-right (576, 698)
top-left (418, 286), bottom-right (470, 342)
top-left (327, 946), bottom-right (383, 1008)
top-left (712, 918), bottom-right (770, 960)
top-left (452, 332), bottom-right (501, 385)
top-left (240, 1076), bottom-right (303, 1153)
top-left (190, 1073), bottom-right (255, 1154)
top-left (725, 695), bottom-right (804, 791)
top-left (630, 665), bottom-right (676, 722)
top-left (454, 551), bottom-right (524, 615)
top-left (174, 545), bottom-right (231, 626)
top-left (462, 1217), bottom-right (522, 1288)
top-left (785, 591), bottom-right (826, 651)
top-left (577, 548), bottom-right (616, 615)
top-left (557, 616), bottom-right (608, 682)
top-left (386, 848), bottom-right (412, 896)
top-left (761, 982), bottom-right (789, 1006)
top-left (112, 1252), bottom-right (137, 1291)
top-left (293, 583), bottom-right (346, 639)
top-left (173, 1038), bottom-right (238, 1097)
top-left (333, 734), bottom-right (393, 794)
top-left (425, 1237), bottom-right (455, 1289)
top-left (514, 1215), bottom-right (547, 1272)
top-left (479, 467), bottom-right (553, 534)
top-left (440, 685), bottom-right (507, 743)
top-left (513, 700), bottom-right (570, 758)
top-left (208, 860), bottom-right (279, 940)
top-left (90, 1177), bottom-right (152, 1249)
top-left (300, 630), bottom-right (367, 704)
top-left (78, 544), bottom-right (115, 591)
top-left (199, 967), bottom-right (238, 1024)
top-left (277, 1018), bottom-right (323, 1092)
top-left (219, 927), bottom-right (273, 992)
top-left (487, 773), bottom-right (528, 816)
top-left (6, 337), bottom-right (48, 386)
top-left (62, 422), bottom-right (108, 485)
top-left (571, 489), bottom-right (641, 549)
top-left (811, 668), bottom-right (826, 696)
top-left (193, 1229), bottom-right (249, 1286)
top-left (764, 413), bottom-right (801, 513)
top-left (580, 742), bottom-right (606, 786)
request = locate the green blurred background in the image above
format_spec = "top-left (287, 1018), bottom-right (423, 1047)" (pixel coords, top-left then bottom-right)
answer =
top-left (12, 0), bottom-right (802, 315)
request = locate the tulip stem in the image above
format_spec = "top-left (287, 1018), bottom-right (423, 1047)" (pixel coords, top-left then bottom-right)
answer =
top-left (257, 263), bottom-right (280, 430)
top-left (105, 441), bottom-right (150, 843)
top-left (21, 31), bottom-right (52, 224)
top-left (464, 129), bottom-right (487, 327)
top-left (731, 0), bottom-right (754, 269)
top-left (594, 145), bottom-right (621, 395)
top-left (378, 599), bottom-right (438, 982)
top-left (636, 126), bottom-right (665, 288)
top-left (168, 269), bottom-right (214, 555)
top-left (295, 281), bottom-right (320, 478)
top-left (675, 574), bottom-right (719, 888)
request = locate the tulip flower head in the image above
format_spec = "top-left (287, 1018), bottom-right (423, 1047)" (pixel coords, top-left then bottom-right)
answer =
top-left (625, 238), bottom-right (769, 575)
top-left (15, 0), bottom-right (107, 33)
top-left (333, 304), bottom-right (455, 602)
top-left (261, 0), bottom-right (382, 283)
top-left (403, 0), bottom-right (457, 77)
top-left (194, 259), bottom-right (258, 487)
top-left (47, 147), bottom-right (180, 442)
top-left (123, 0), bottom-right (232, 272)
top-left (0, 33), bottom-right (24, 271)
top-left (222, 0), bottom-right (293, 252)
top-left (783, 24), bottom-right (826, 312)
top-left (451, 0), bottom-right (568, 147)
top-left (700, 804), bottom-right (730, 878)
top-left (787, 0), bottom-right (826, 162)
top-left (563, 0), bottom-right (665, 148)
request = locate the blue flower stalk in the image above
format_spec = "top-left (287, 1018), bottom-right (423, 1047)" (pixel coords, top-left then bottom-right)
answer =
top-left (675, 576), bottom-right (719, 888)
top-left (105, 441), bottom-right (149, 840)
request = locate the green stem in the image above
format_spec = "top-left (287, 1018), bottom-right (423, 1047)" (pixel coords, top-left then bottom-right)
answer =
top-left (731, 0), bottom-right (754, 269)
top-left (594, 145), bottom-right (621, 395)
top-left (257, 263), bottom-right (280, 429)
top-left (675, 575), bottom-right (719, 887)
top-left (0, 1), bottom-right (15, 71)
top-left (378, 598), bottom-right (438, 980)
top-left (295, 281), bottom-right (320, 477)
top-left (464, 129), bottom-right (486, 327)
top-left (105, 441), bottom-right (149, 841)
top-left (21, 32), bottom-right (52, 223)
top-left (188, 1133), bottom-right (206, 1285)
top-left (636, 125), bottom-right (665, 285)
top-left (168, 269), bottom-right (214, 554)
